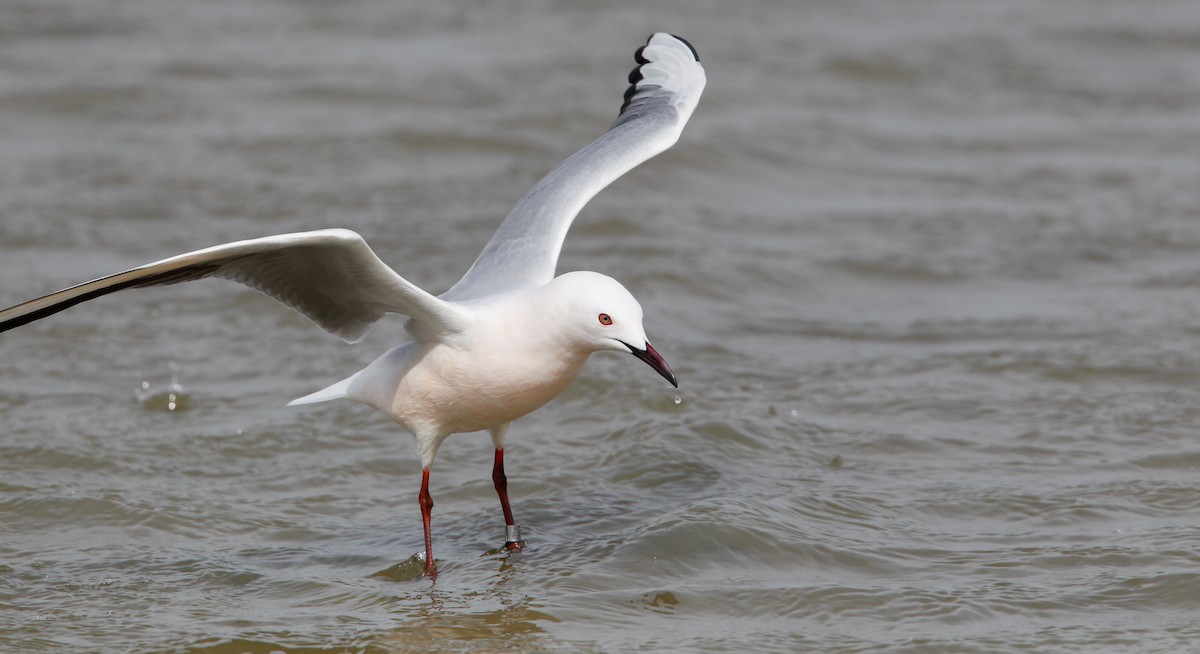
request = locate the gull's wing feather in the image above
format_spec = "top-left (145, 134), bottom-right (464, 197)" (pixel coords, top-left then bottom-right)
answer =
top-left (440, 33), bottom-right (705, 302)
top-left (0, 229), bottom-right (467, 343)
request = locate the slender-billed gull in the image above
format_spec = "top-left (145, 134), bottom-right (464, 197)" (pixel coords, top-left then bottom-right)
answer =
top-left (0, 33), bottom-right (705, 579)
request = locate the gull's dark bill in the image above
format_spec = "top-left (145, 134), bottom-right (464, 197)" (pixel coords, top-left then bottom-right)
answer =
top-left (627, 341), bottom-right (678, 388)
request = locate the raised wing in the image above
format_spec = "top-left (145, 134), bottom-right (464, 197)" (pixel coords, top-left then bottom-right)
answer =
top-left (440, 33), bottom-right (705, 302)
top-left (0, 229), bottom-right (468, 343)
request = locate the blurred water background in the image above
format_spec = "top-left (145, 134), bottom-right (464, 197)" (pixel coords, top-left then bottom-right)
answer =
top-left (4, 0), bottom-right (1200, 652)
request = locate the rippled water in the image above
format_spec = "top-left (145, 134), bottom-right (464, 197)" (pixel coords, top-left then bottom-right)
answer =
top-left (5, 0), bottom-right (1200, 652)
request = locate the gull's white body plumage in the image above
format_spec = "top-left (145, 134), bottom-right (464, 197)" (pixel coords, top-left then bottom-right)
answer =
top-left (0, 33), bottom-right (706, 578)
top-left (301, 271), bottom-right (652, 468)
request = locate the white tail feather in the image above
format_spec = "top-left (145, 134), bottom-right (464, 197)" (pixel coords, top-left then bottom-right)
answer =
top-left (287, 375), bottom-right (355, 406)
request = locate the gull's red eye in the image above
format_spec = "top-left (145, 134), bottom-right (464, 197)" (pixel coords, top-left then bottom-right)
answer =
top-left (598, 313), bottom-right (613, 326)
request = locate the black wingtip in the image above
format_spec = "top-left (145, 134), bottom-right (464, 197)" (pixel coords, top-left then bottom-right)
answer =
top-left (669, 34), bottom-right (700, 62)
top-left (618, 33), bottom-right (700, 118)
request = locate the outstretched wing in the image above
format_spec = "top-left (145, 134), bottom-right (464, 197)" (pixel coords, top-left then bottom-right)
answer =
top-left (440, 33), bottom-right (706, 302)
top-left (0, 229), bottom-right (468, 343)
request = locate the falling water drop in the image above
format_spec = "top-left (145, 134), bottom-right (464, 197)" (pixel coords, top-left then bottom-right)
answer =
top-left (137, 362), bottom-right (191, 412)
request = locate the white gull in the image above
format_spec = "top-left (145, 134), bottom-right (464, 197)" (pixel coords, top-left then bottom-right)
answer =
top-left (0, 33), bottom-right (705, 579)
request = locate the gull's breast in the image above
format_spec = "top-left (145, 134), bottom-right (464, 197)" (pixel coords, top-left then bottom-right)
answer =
top-left (389, 339), bottom-right (588, 435)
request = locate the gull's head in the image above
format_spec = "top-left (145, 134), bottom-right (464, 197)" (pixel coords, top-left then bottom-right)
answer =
top-left (547, 271), bottom-right (678, 388)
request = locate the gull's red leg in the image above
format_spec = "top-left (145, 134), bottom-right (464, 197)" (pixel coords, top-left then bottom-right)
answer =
top-left (492, 448), bottom-right (521, 549)
top-left (418, 466), bottom-right (437, 578)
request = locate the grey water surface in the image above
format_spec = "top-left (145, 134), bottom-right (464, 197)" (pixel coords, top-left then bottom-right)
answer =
top-left (4, 0), bottom-right (1200, 652)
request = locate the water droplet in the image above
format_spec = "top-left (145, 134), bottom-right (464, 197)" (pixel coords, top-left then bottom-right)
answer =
top-left (137, 373), bottom-right (191, 412)
top-left (673, 396), bottom-right (682, 405)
